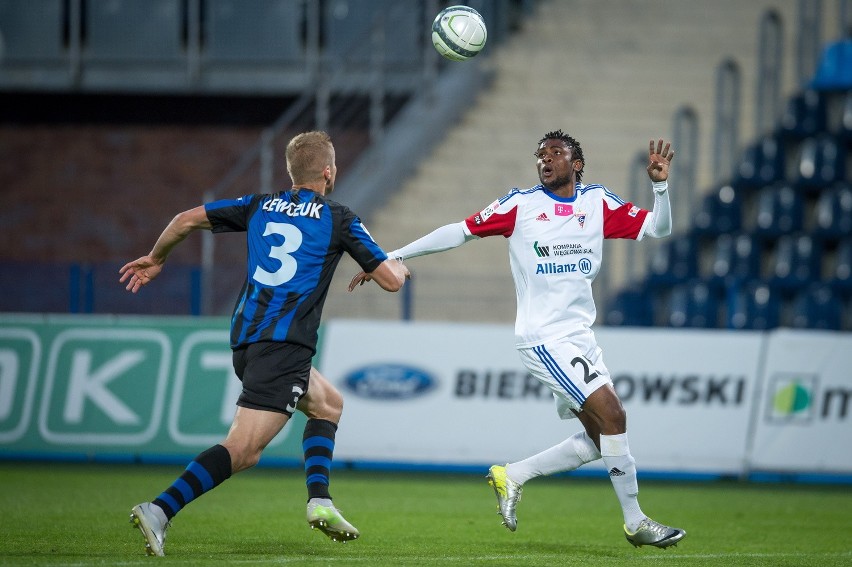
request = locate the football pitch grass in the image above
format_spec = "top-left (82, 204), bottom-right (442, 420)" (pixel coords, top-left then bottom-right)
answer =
top-left (1, 462), bottom-right (850, 566)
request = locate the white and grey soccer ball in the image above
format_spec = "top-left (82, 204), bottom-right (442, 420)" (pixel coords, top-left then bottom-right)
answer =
top-left (431, 5), bottom-right (487, 61)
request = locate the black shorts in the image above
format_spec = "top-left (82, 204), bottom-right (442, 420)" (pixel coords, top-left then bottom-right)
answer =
top-left (232, 341), bottom-right (311, 416)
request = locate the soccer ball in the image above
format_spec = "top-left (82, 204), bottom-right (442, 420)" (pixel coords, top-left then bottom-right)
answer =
top-left (431, 5), bottom-right (487, 61)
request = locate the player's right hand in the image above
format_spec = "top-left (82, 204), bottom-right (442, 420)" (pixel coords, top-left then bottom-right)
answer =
top-left (119, 257), bottom-right (163, 293)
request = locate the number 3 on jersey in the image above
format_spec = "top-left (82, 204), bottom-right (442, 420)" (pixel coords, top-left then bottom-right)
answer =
top-left (253, 222), bottom-right (303, 286)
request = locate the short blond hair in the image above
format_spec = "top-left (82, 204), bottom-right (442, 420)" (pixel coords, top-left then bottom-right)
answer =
top-left (285, 131), bottom-right (335, 185)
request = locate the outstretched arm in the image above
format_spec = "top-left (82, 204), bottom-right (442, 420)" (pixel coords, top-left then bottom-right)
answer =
top-left (348, 221), bottom-right (473, 291)
top-left (119, 205), bottom-right (211, 293)
top-left (643, 139), bottom-right (674, 239)
top-left (386, 221), bottom-right (474, 260)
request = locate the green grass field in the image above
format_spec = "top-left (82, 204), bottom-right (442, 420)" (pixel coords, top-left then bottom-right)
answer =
top-left (1, 462), bottom-right (850, 566)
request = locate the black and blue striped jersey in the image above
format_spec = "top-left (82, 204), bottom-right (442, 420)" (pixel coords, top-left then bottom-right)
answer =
top-left (205, 188), bottom-right (387, 351)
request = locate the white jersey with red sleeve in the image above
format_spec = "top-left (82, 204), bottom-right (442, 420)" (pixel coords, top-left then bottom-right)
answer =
top-left (464, 182), bottom-right (650, 348)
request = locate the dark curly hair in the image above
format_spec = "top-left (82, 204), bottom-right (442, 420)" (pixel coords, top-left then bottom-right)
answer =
top-left (537, 129), bottom-right (585, 183)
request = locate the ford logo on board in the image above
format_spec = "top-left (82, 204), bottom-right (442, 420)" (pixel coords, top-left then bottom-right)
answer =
top-left (342, 364), bottom-right (437, 400)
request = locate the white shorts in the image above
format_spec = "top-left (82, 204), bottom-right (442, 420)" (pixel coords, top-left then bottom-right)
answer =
top-left (518, 335), bottom-right (612, 420)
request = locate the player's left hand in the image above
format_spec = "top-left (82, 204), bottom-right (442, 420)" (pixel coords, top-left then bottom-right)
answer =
top-left (647, 139), bottom-right (675, 182)
top-left (348, 272), bottom-right (373, 291)
top-left (347, 271), bottom-right (372, 291)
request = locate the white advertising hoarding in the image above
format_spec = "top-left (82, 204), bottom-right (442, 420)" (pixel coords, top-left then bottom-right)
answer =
top-left (318, 320), bottom-right (765, 475)
top-left (595, 327), bottom-right (765, 474)
top-left (749, 329), bottom-right (852, 474)
top-left (319, 319), bottom-right (569, 467)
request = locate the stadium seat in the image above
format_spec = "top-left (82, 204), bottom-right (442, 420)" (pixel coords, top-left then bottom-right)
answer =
top-left (813, 182), bottom-right (852, 242)
top-left (204, 0), bottom-right (305, 64)
top-left (726, 280), bottom-right (782, 330)
top-left (733, 134), bottom-right (785, 191)
top-left (810, 38), bottom-right (852, 91)
top-left (778, 89), bottom-right (827, 140)
top-left (604, 287), bottom-right (654, 327)
top-left (789, 283), bottom-right (843, 330)
top-left (323, 0), bottom-right (420, 67)
top-left (709, 232), bottom-right (763, 288)
top-left (646, 233), bottom-right (700, 286)
top-left (768, 233), bottom-right (822, 293)
top-left (666, 279), bottom-right (721, 328)
top-left (840, 90), bottom-right (852, 142)
top-left (830, 237), bottom-right (852, 295)
top-left (0, 0), bottom-right (65, 62)
top-left (85, 0), bottom-right (184, 61)
top-left (794, 134), bottom-right (846, 192)
top-left (692, 185), bottom-right (742, 236)
top-left (752, 183), bottom-right (804, 239)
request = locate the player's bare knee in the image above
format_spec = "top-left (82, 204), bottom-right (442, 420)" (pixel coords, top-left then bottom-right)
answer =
top-left (605, 406), bottom-right (627, 433)
top-left (582, 389), bottom-right (626, 434)
top-left (596, 397), bottom-right (626, 432)
top-left (238, 447), bottom-right (267, 472)
top-left (327, 387), bottom-right (344, 419)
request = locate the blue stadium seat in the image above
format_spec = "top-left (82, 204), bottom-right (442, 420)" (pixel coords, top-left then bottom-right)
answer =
top-left (830, 237), bottom-right (852, 295)
top-left (709, 232), bottom-right (762, 288)
top-left (768, 233), bottom-right (822, 293)
top-left (726, 280), bottom-right (782, 330)
top-left (778, 89), bottom-right (827, 140)
top-left (794, 134), bottom-right (846, 192)
top-left (790, 283), bottom-right (843, 330)
top-left (753, 183), bottom-right (804, 239)
top-left (692, 185), bottom-right (742, 236)
top-left (813, 182), bottom-right (852, 242)
top-left (666, 280), bottom-right (721, 328)
top-left (733, 134), bottom-right (785, 190)
top-left (810, 39), bottom-right (852, 91)
top-left (840, 90), bottom-right (852, 143)
top-left (604, 287), bottom-right (654, 327)
top-left (646, 233), bottom-right (700, 286)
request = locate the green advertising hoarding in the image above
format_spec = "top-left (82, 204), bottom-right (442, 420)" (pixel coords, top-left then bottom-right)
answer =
top-left (0, 314), bottom-right (305, 463)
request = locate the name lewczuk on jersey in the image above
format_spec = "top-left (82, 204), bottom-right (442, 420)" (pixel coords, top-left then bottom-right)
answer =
top-left (261, 198), bottom-right (324, 218)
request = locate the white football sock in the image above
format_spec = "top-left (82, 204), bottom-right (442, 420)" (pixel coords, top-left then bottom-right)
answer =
top-left (600, 433), bottom-right (645, 531)
top-left (506, 431), bottom-right (601, 485)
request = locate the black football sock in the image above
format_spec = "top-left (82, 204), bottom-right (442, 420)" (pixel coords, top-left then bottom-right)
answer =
top-left (153, 444), bottom-right (232, 520)
top-left (303, 418), bottom-right (338, 501)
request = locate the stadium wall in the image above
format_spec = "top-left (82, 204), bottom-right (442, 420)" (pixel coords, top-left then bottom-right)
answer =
top-left (0, 314), bottom-right (850, 483)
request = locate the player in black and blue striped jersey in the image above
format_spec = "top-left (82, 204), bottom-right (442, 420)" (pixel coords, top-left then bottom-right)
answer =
top-left (121, 131), bottom-right (409, 556)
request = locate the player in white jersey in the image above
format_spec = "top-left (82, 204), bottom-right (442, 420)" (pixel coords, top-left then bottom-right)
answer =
top-left (349, 131), bottom-right (685, 548)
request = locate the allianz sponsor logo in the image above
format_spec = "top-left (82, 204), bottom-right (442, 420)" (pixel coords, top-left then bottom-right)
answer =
top-left (535, 257), bottom-right (592, 275)
top-left (342, 364), bottom-right (437, 400)
top-left (262, 198), bottom-right (323, 218)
